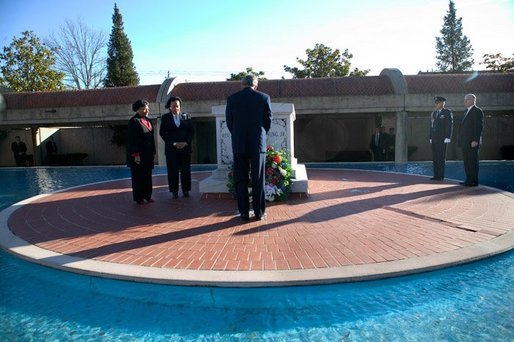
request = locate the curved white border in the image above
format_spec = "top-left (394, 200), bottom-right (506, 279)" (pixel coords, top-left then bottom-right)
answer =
top-left (1, 174), bottom-right (513, 288)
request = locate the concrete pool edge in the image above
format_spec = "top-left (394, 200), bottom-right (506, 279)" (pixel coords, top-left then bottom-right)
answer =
top-left (1, 194), bottom-right (513, 288)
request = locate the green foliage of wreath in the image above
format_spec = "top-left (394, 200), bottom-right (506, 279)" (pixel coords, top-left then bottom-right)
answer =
top-left (227, 146), bottom-right (293, 202)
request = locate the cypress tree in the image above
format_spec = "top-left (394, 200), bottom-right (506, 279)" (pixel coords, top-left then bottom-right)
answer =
top-left (104, 3), bottom-right (139, 87)
top-left (435, 0), bottom-right (474, 72)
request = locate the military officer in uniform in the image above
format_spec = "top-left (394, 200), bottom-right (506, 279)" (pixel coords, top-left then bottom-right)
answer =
top-left (429, 96), bottom-right (453, 180)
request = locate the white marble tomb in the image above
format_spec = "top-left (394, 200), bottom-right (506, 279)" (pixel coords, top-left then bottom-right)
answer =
top-left (199, 103), bottom-right (308, 194)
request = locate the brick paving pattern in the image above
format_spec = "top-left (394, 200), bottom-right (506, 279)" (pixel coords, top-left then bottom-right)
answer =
top-left (8, 170), bottom-right (514, 272)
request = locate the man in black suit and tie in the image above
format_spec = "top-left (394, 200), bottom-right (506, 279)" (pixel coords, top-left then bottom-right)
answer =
top-left (46, 136), bottom-right (58, 165)
top-left (369, 126), bottom-right (387, 161)
top-left (429, 96), bottom-right (453, 180)
top-left (226, 74), bottom-right (272, 221)
top-left (11, 135), bottom-right (27, 167)
top-left (457, 93), bottom-right (484, 186)
top-left (160, 96), bottom-right (194, 198)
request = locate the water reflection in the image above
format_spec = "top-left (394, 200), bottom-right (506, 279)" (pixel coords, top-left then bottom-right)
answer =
top-left (34, 168), bottom-right (64, 194)
top-left (0, 163), bottom-right (513, 340)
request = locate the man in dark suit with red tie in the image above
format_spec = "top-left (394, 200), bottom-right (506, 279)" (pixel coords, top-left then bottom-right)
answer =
top-left (457, 93), bottom-right (484, 186)
top-left (429, 96), bottom-right (453, 180)
top-left (226, 74), bottom-right (272, 221)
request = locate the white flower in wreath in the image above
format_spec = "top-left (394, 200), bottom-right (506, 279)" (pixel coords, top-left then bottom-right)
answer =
top-left (274, 187), bottom-right (284, 200)
top-left (265, 184), bottom-right (277, 202)
top-left (278, 166), bottom-right (287, 177)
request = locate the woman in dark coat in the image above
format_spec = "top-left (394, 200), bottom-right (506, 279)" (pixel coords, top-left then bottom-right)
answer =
top-left (127, 99), bottom-right (155, 204)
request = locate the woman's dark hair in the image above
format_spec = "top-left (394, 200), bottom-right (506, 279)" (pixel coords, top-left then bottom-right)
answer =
top-left (132, 99), bottom-right (149, 112)
top-left (165, 96), bottom-right (182, 109)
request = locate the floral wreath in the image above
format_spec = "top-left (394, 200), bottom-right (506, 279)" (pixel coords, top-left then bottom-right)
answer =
top-left (227, 146), bottom-right (293, 202)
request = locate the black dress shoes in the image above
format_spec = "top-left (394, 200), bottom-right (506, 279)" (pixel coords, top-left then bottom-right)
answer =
top-left (459, 182), bottom-right (478, 187)
top-left (430, 177), bottom-right (443, 181)
top-left (255, 213), bottom-right (267, 221)
top-left (183, 191), bottom-right (189, 198)
top-left (172, 192), bottom-right (179, 199)
top-left (240, 213), bottom-right (250, 221)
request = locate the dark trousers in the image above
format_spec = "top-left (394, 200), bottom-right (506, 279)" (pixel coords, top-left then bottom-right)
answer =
top-left (130, 165), bottom-right (153, 202)
top-left (431, 142), bottom-right (448, 178)
top-left (462, 145), bottom-right (480, 184)
top-left (165, 152), bottom-right (191, 193)
top-left (386, 148), bottom-right (395, 161)
top-left (371, 147), bottom-right (385, 161)
top-left (233, 152), bottom-right (266, 217)
top-left (14, 154), bottom-right (26, 167)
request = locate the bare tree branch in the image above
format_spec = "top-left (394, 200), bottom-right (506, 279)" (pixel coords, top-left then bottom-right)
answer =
top-left (46, 19), bottom-right (107, 89)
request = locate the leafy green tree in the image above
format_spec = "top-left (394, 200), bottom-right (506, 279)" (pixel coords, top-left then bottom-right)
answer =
top-left (284, 43), bottom-right (369, 78)
top-left (0, 31), bottom-right (64, 91)
top-left (435, 0), bottom-right (474, 72)
top-left (227, 67), bottom-right (266, 81)
top-left (104, 3), bottom-right (139, 87)
top-left (481, 53), bottom-right (514, 72)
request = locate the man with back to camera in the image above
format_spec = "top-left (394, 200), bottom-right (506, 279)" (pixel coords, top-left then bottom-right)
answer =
top-left (458, 93), bottom-right (484, 186)
top-left (225, 74), bottom-right (272, 221)
top-left (429, 96), bottom-right (453, 180)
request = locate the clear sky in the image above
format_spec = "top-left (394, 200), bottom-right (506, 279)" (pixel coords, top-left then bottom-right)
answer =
top-left (1, 0), bottom-right (513, 85)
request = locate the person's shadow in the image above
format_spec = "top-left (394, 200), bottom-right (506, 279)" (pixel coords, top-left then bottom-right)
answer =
top-left (235, 184), bottom-right (463, 236)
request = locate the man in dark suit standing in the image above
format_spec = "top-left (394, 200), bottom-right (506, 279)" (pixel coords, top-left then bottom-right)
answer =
top-left (46, 136), bottom-right (58, 165)
top-left (457, 93), bottom-right (484, 186)
top-left (11, 135), bottom-right (27, 166)
top-left (369, 126), bottom-right (387, 161)
top-left (226, 74), bottom-right (272, 221)
top-left (429, 96), bottom-right (453, 180)
top-left (386, 127), bottom-right (396, 161)
top-left (159, 96), bottom-right (194, 198)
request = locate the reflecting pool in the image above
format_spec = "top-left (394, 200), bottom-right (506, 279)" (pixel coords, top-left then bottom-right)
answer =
top-left (0, 163), bottom-right (512, 340)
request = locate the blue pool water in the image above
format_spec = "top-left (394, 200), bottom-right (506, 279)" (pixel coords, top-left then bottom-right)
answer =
top-left (307, 160), bottom-right (514, 193)
top-left (0, 163), bottom-right (513, 340)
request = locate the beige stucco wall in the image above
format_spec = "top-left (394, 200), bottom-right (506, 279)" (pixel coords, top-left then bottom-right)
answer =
top-left (0, 129), bottom-right (34, 167)
top-left (2, 103), bottom-right (164, 127)
top-left (0, 127), bottom-right (128, 167)
top-left (406, 112), bottom-right (514, 161)
top-left (56, 127), bottom-right (127, 165)
top-left (1, 112), bottom-right (513, 166)
top-left (1, 90), bottom-right (513, 166)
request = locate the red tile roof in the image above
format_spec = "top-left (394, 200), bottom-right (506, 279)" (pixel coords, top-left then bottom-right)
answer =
top-left (171, 76), bottom-right (395, 100)
top-left (405, 72), bottom-right (514, 94)
top-left (2, 72), bottom-right (512, 110)
top-left (3, 85), bottom-right (161, 109)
